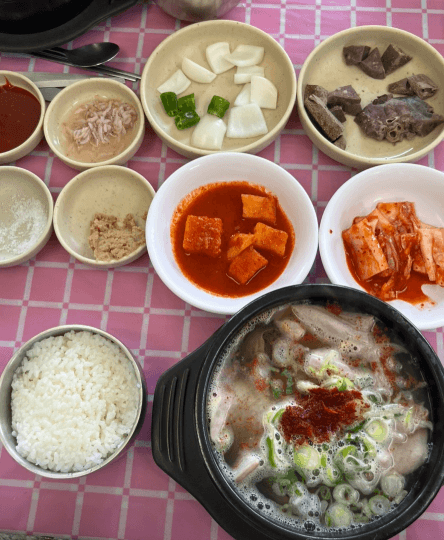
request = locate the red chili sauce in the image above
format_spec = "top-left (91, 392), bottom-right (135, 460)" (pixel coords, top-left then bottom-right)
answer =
top-left (171, 181), bottom-right (295, 297)
top-left (280, 387), bottom-right (368, 446)
top-left (0, 78), bottom-right (41, 153)
top-left (343, 242), bottom-right (434, 306)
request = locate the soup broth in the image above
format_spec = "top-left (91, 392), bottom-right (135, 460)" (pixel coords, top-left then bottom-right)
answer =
top-left (207, 303), bottom-right (432, 532)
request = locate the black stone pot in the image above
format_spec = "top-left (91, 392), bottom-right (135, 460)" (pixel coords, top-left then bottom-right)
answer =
top-left (0, 0), bottom-right (138, 52)
top-left (152, 284), bottom-right (444, 540)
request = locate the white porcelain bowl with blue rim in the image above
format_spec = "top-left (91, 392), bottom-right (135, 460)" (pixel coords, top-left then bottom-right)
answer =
top-left (319, 163), bottom-right (444, 330)
top-left (146, 152), bottom-right (318, 315)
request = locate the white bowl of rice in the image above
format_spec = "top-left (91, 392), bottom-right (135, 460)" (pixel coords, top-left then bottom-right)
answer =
top-left (0, 325), bottom-right (147, 478)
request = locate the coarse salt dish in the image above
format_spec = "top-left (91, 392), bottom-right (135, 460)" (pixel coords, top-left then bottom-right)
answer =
top-left (0, 167), bottom-right (53, 268)
top-left (146, 152), bottom-right (318, 315)
top-left (44, 78), bottom-right (145, 171)
top-left (0, 325), bottom-right (147, 479)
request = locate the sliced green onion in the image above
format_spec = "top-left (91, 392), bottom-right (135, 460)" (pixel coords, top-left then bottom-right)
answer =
top-left (325, 503), bottom-right (353, 528)
top-left (282, 369), bottom-right (294, 394)
top-left (294, 445), bottom-right (320, 470)
top-left (346, 420), bottom-right (366, 433)
top-left (177, 93), bottom-right (196, 113)
top-left (333, 484), bottom-right (360, 506)
top-left (381, 472), bottom-right (405, 498)
top-left (368, 495), bottom-right (391, 516)
top-left (365, 418), bottom-right (389, 443)
top-left (207, 95), bottom-right (230, 118)
top-left (266, 436), bottom-right (277, 468)
top-left (175, 111), bottom-right (200, 130)
top-left (160, 92), bottom-right (179, 117)
top-left (272, 408), bottom-right (285, 424)
top-left (317, 485), bottom-right (331, 501)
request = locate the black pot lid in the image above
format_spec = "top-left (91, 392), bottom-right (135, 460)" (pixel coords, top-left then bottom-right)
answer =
top-left (0, 0), bottom-right (138, 52)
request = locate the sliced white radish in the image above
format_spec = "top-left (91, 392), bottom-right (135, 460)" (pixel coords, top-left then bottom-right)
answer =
top-left (191, 114), bottom-right (227, 150)
top-left (224, 45), bottom-right (265, 67)
top-left (157, 69), bottom-right (191, 95)
top-left (226, 103), bottom-right (268, 139)
top-left (206, 42), bottom-right (234, 74)
top-left (250, 76), bottom-right (278, 109)
top-left (234, 83), bottom-right (251, 106)
top-left (234, 66), bottom-right (265, 84)
top-left (182, 58), bottom-right (216, 84)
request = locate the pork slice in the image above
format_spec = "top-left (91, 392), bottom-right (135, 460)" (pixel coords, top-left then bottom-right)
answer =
top-left (392, 428), bottom-right (429, 476)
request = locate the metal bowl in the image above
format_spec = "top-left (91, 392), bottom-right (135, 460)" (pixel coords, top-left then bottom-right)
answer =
top-left (0, 325), bottom-right (147, 479)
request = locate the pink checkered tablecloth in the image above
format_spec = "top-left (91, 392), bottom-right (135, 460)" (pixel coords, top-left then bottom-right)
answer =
top-left (1, 1), bottom-right (444, 539)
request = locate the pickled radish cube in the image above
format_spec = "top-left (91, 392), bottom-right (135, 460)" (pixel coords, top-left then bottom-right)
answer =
top-left (224, 45), bottom-right (265, 67)
top-left (234, 66), bottom-right (265, 84)
top-left (157, 69), bottom-right (191, 95)
top-left (191, 114), bottom-right (227, 150)
top-left (226, 103), bottom-right (268, 138)
top-left (234, 83), bottom-right (251, 106)
top-left (182, 58), bottom-right (216, 84)
top-left (206, 42), bottom-right (234, 74)
top-left (250, 76), bottom-right (278, 109)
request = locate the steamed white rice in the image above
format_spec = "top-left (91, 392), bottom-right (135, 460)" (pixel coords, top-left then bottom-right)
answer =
top-left (11, 330), bottom-right (140, 473)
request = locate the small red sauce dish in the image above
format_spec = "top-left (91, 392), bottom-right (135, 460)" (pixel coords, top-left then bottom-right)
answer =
top-left (0, 71), bottom-right (46, 165)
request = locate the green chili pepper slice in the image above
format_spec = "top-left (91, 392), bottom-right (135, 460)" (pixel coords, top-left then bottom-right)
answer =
top-left (207, 95), bottom-right (230, 118)
top-left (177, 93), bottom-right (196, 113)
top-left (160, 92), bottom-right (179, 117)
top-left (175, 111), bottom-right (200, 130)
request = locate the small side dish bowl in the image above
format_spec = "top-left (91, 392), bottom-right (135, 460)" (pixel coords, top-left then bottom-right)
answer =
top-left (0, 167), bottom-right (53, 268)
top-left (0, 71), bottom-right (46, 164)
top-left (140, 20), bottom-right (297, 159)
top-left (319, 163), bottom-right (444, 330)
top-left (44, 78), bottom-right (145, 171)
top-left (53, 165), bottom-right (155, 268)
top-left (0, 324), bottom-right (147, 479)
top-left (146, 152), bottom-right (318, 314)
top-left (297, 26), bottom-right (444, 169)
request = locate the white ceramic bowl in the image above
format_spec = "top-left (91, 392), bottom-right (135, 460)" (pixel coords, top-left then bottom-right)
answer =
top-left (146, 153), bottom-right (318, 314)
top-left (140, 20), bottom-right (297, 159)
top-left (297, 26), bottom-right (444, 169)
top-left (0, 324), bottom-right (147, 479)
top-left (44, 78), bottom-right (145, 171)
top-left (0, 71), bottom-right (46, 165)
top-left (0, 167), bottom-right (53, 268)
top-left (319, 163), bottom-right (444, 330)
top-left (53, 165), bottom-right (155, 268)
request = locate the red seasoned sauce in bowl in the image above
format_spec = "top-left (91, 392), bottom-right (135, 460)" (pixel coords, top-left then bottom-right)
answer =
top-left (0, 78), bottom-right (41, 153)
top-left (170, 181), bottom-right (295, 298)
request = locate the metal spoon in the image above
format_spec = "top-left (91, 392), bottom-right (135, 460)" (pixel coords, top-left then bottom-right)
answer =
top-left (33, 42), bottom-right (120, 68)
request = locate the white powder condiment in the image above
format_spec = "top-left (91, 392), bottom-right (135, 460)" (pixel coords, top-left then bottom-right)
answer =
top-left (0, 193), bottom-right (47, 261)
top-left (11, 330), bottom-right (140, 473)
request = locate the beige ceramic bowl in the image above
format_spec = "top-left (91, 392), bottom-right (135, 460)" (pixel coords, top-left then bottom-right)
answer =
top-left (0, 167), bottom-right (53, 268)
top-left (297, 26), bottom-right (444, 169)
top-left (0, 71), bottom-right (46, 165)
top-left (44, 78), bottom-right (145, 171)
top-left (53, 165), bottom-right (155, 268)
top-left (0, 324), bottom-right (147, 479)
top-left (140, 20), bottom-right (297, 159)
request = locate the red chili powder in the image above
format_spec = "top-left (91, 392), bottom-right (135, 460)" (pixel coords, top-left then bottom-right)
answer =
top-left (280, 387), bottom-right (368, 445)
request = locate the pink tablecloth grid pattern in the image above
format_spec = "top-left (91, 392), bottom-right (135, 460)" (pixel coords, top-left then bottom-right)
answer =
top-left (1, 1), bottom-right (444, 539)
